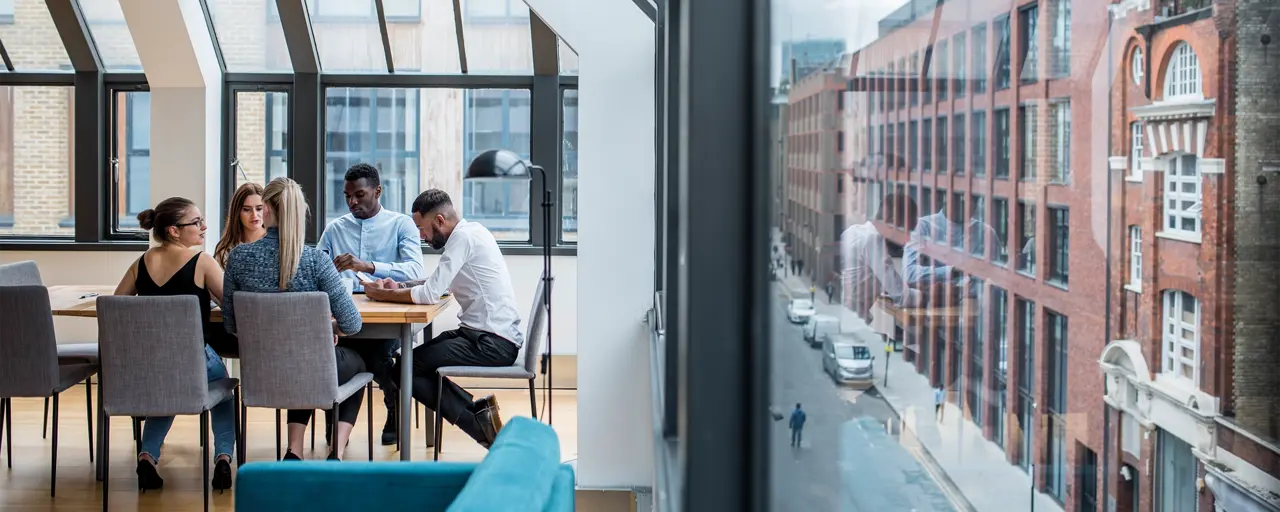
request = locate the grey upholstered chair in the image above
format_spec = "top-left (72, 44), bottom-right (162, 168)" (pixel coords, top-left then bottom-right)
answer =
top-left (0, 285), bottom-right (99, 497)
top-left (97, 295), bottom-right (239, 512)
top-left (233, 292), bottom-right (375, 461)
top-left (0, 260), bottom-right (99, 441)
top-left (432, 275), bottom-right (548, 460)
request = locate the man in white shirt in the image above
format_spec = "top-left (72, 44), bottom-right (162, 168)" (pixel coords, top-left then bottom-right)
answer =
top-left (363, 189), bottom-right (523, 448)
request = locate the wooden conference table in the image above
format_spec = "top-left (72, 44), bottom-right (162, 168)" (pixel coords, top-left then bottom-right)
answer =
top-left (48, 285), bottom-right (453, 462)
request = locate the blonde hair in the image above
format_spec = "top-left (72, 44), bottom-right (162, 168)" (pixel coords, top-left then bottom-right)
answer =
top-left (261, 178), bottom-right (309, 290)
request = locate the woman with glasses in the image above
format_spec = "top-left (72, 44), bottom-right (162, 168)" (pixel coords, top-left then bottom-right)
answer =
top-left (222, 177), bottom-right (366, 461)
top-left (112, 196), bottom-right (238, 492)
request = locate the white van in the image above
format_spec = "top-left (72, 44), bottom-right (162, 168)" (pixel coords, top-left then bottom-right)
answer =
top-left (803, 315), bottom-right (839, 346)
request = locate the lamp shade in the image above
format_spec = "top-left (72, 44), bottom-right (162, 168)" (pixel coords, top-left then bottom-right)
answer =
top-left (465, 149), bottom-right (533, 179)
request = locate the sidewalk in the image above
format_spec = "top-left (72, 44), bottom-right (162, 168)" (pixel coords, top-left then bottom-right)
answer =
top-left (776, 269), bottom-right (1064, 512)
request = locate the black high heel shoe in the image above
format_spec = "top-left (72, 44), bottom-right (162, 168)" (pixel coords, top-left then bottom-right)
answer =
top-left (136, 459), bottom-right (164, 491)
top-left (211, 458), bottom-right (233, 492)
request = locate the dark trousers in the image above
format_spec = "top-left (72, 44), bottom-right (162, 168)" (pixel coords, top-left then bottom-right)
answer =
top-left (401, 327), bottom-right (519, 443)
top-left (339, 338), bottom-right (400, 416)
top-left (791, 428), bottom-right (802, 447)
top-left (286, 346), bottom-right (367, 425)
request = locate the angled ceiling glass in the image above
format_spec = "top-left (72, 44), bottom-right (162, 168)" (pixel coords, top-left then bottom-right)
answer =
top-left (77, 0), bottom-right (142, 70)
top-left (387, 0), bottom-right (461, 73)
top-left (307, 0), bottom-right (388, 72)
top-left (0, 0), bottom-right (72, 71)
top-left (461, 0), bottom-right (532, 74)
top-left (559, 39), bottom-right (577, 76)
top-left (208, 0), bottom-right (293, 72)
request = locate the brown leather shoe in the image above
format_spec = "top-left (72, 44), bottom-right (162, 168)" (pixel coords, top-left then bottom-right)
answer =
top-left (472, 395), bottom-right (503, 447)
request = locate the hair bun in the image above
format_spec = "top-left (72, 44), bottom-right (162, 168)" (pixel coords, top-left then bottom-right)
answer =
top-left (136, 209), bottom-right (156, 230)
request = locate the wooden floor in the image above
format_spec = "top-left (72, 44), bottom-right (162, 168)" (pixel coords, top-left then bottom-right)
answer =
top-left (0, 385), bottom-right (578, 511)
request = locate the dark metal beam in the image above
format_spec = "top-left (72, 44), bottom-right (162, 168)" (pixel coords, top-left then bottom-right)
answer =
top-left (631, 0), bottom-right (657, 22)
top-left (678, 0), bottom-right (769, 510)
top-left (0, 73), bottom-right (75, 86)
top-left (72, 71), bottom-right (105, 242)
top-left (46, 0), bottom-right (101, 72)
top-left (0, 36), bottom-right (14, 72)
top-left (530, 12), bottom-right (558, 77)
top-left (276, 0), bottom-right (319, 74)
top-left (451, 0), bottom-right (468, 73)
top-left (225, 72), bottom-right (296, 84)
top-left (529, 75), bottom-right (561, 246)
top-left (320, 73), bottom-right (535, 88)
top-left (374, 0), bottom-right (395, 73)
top-left (292, 72), bottom-right (323, 243)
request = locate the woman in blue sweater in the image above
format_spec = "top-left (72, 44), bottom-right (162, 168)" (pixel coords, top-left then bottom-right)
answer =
top-left (223, 177), bottom-right (366, 460)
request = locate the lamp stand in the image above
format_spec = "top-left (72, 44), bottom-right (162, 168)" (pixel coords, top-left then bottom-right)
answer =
top-left (533, 166), bottom-right (554, 426)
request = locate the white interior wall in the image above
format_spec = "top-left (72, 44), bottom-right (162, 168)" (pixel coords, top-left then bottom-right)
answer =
top-left (523, 0), bottom-right (656, 490)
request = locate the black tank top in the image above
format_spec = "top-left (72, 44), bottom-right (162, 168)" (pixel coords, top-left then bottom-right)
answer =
top-left (136, 252), bottom-right (214, 340)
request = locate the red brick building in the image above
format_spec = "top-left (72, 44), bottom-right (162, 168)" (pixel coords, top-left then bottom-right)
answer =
top-left (784, 69), bottom-right (848, 286)
top-left (846, 0), bottom-right (1114, 509)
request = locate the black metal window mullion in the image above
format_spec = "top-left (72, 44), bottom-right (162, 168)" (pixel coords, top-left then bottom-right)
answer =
top-left (529, 74), bottom-right (560, 248)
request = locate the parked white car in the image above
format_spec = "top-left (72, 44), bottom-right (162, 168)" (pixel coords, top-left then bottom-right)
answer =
top-left (803, 315), bottom-right (840, 346)
top-left (787, 298), bottom-right (816, 324)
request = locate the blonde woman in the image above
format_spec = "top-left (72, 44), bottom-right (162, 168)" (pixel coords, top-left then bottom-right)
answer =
top-left (213, 182), bottom-right (267, 268)
top-left (222, 178), bottom-right (365, 461)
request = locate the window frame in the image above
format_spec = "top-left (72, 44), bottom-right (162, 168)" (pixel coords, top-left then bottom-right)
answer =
top-left (1132, 46), bottom-right (1146, 87)
top-left (1161, 290), bottom-right (1201, 385)
top-left (1129, 226), bottom-right (1143, 291)
top-left (1162, 154), bottom-right (1202, 239)
top-left (1163, 42), bottom-right (1203, 101)
top-left (107, 83), bottom-right (151, 238)
top-left (1130, 121), bottom-right (1144, 180)
top-left (1047, 205), bottom-right (1068, 286)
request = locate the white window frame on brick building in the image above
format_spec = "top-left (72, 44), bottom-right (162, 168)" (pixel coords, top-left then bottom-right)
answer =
top-left (1129, 121), bottom-right (1143, 181)
top-left (1163, 154), bottom-right (1201, 239)
top-left (1132, 46), bottom-right (1144, 86)
top-left (1163, 42), bottom-right (1202, 101)
top-left (1128, 226), bottom-right (1142, 292)
top-left (1162, 290), bottom-right (1200, 386)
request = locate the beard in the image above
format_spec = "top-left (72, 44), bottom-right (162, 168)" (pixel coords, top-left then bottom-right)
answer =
top-left (428, 233), bottom-right (448, 250)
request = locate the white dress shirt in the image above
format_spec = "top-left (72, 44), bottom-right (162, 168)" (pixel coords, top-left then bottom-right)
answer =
top-left (409, 219), bottom-right (524, 347)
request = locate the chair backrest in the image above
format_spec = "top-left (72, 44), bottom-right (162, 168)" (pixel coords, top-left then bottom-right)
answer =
top-left (0, 286), bottom-right (60, 397)
top-left (0, 260), bottom-right (43, 286)
top-left (518, 273), bottom-right (549, 374)
top-left (97, 295), bottom-right (209, 416)
top-left (235, 292), bottom-right (339, 409)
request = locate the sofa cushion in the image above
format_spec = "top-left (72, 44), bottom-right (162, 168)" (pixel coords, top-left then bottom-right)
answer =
top-left (447, 416), bottom-right (562, 512)
top-left (236, 461), bottom-right (477, 511)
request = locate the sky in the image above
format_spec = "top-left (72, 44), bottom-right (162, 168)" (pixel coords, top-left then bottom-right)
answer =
top-left (771, 0), bottom-right (913, 85)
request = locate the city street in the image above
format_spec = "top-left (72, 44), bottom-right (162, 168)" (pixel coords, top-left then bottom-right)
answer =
top-left (769, 283), bottom-right (959, 512)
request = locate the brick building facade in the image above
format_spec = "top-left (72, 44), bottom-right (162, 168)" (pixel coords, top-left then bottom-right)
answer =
top-left (784, 69), bottom-right (846, 287)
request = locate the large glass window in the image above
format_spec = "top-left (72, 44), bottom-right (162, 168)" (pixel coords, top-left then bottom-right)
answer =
top-left (1050, 100), bottom-right (1070, 184)
top-left (1019, 4), bottom-right (1040, 83)
top-left (1017, 201), bottom-right (1036, 275)
top-left (1046, 310), bottom-right (1067, 414)
top-left (953, 113), bottom-right (965, 175)
top-left (0, 0), bottom-right (71, 71)
top-left (78, 0), bottom-right (142, 70)
top-left (1163, 42), bottom-right (1202, 101)
top-left (1164, 155), bottom-right (1201, 237)
top-left (463, 0), bottom-right (534, 74)
top-left (953, 34), bottom-right (966, 98)
top-left (233, 90), bottom-right (289, 189)
top-left (323, 87), bottom-right (421, 225)
top-left (973, 23), bottom-right (988, 94)
top-left (995, 108), bottom-right (1011, 178)
top-left (0, 86), bottom-right (74, 237)
top-left (995, 14), bottom-right (1012, 89)
top-left (970, 195), bottom-right (986, 258)
top-left (114, 90), bottom-right (150, 231)
top-left (937, 116), bottom-right (948, 174)
top-left (1162, 290), bottom-right (1200, 385)
top-left (993, 197), bottom-right (1010, 264)
top-left (1048, 206), bottom-right (1068, 286)
top-left (463, 89), bottom-right (532, 241)
top-left (207, 0), bottom-right (293, 72)
top-left (1020, 104), bottom-right (1038, 181)
top-left (562, 88), bottom-right (578, 242)
top-left (1130, 121), bottom-right (1144, 180)
top-left (937, 40), bottom-right (949, 101)
top-left (922, 118), bottom-right (933, 172)
top-left (972, 111), bottom-right (987, 176)
top-left (1129, 226), bottom-right (1143, 290)
top-left (1050, 0), bottom-right (1071, 77)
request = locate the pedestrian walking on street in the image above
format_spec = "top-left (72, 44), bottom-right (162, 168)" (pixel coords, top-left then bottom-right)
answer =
top-left (809, 285), bottom-right (815, 301)
top-left (934, 386), bottom-right (945, 422)
top-left (789, 403), bottom-right (806, 448)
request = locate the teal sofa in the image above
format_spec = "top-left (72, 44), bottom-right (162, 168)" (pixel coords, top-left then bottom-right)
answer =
top-left (236, 416), bottom-right (574, 511)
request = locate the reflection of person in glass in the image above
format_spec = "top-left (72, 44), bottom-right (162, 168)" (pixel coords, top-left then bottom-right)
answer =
top-left (840, 191), bottom-right (921, 323)
top-left (903, 198), bottom-right (1001, 302)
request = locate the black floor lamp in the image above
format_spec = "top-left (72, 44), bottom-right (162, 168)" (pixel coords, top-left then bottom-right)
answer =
top-left (465, 149), bottom-right (554, 425)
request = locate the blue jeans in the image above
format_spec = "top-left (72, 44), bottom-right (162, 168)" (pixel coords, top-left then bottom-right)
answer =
top-left (139, 345), bottom-right (237, 460)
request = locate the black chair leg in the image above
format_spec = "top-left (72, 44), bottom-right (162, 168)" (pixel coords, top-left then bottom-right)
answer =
top-left (4, 398), bottom-right (12, 469)
top-left (200, 411), bottom-right (210, 512)
top-left (50, 392), bottom-right (59, 497)
top-left (232, 387), bottom-right (241, 464)
top-left (433, 374), bottom-right (444, 461)
top-left (415, 400), bottom-right (420, 428)
top-left (102, 415), bottom-right (110, 512)
top-left (274, 409), bottom-right (281, 461)
top-left (529, 379), bottom-right (538, 420)
top-left (0, 398), bottom-right (5, 467)
top-left (366, 384), bottom-right (374, 461)
top-left (132, 418), bottom-right (142, 457)
top-left (86, 381), bottom-right (94, 462)
top-left (310, 411), bottom-right (316, 450)
top-left (239, 402), bottom-right (248, 466)
top-left (329, 402), bottom-right (339, 459)
top-left (42, 397), bottom-right (48, 439)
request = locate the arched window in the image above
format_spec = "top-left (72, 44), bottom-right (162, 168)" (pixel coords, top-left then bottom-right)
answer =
top-left (1163, 42), bottom-right (1202, 100)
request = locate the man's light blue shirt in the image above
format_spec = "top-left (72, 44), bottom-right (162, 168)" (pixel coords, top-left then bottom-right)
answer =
top-left (317, 207), bottom-right (425, 291)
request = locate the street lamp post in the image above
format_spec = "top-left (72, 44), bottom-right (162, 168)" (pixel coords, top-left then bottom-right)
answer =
top-left (883, 343), bottom-right (892, 387)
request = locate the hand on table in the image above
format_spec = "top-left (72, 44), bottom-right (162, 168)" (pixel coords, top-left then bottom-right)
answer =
top-left (333, 253), bottom-right (374, 274)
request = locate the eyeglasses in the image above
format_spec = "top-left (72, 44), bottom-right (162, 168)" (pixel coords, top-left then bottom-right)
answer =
top-left (176, 218), bottom-right (206, 228)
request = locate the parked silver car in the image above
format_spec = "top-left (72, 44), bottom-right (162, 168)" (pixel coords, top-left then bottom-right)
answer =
top-left (803, 315), bottom-right (839, 346)
top-left (821, 334), bottom-right (874, 385)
